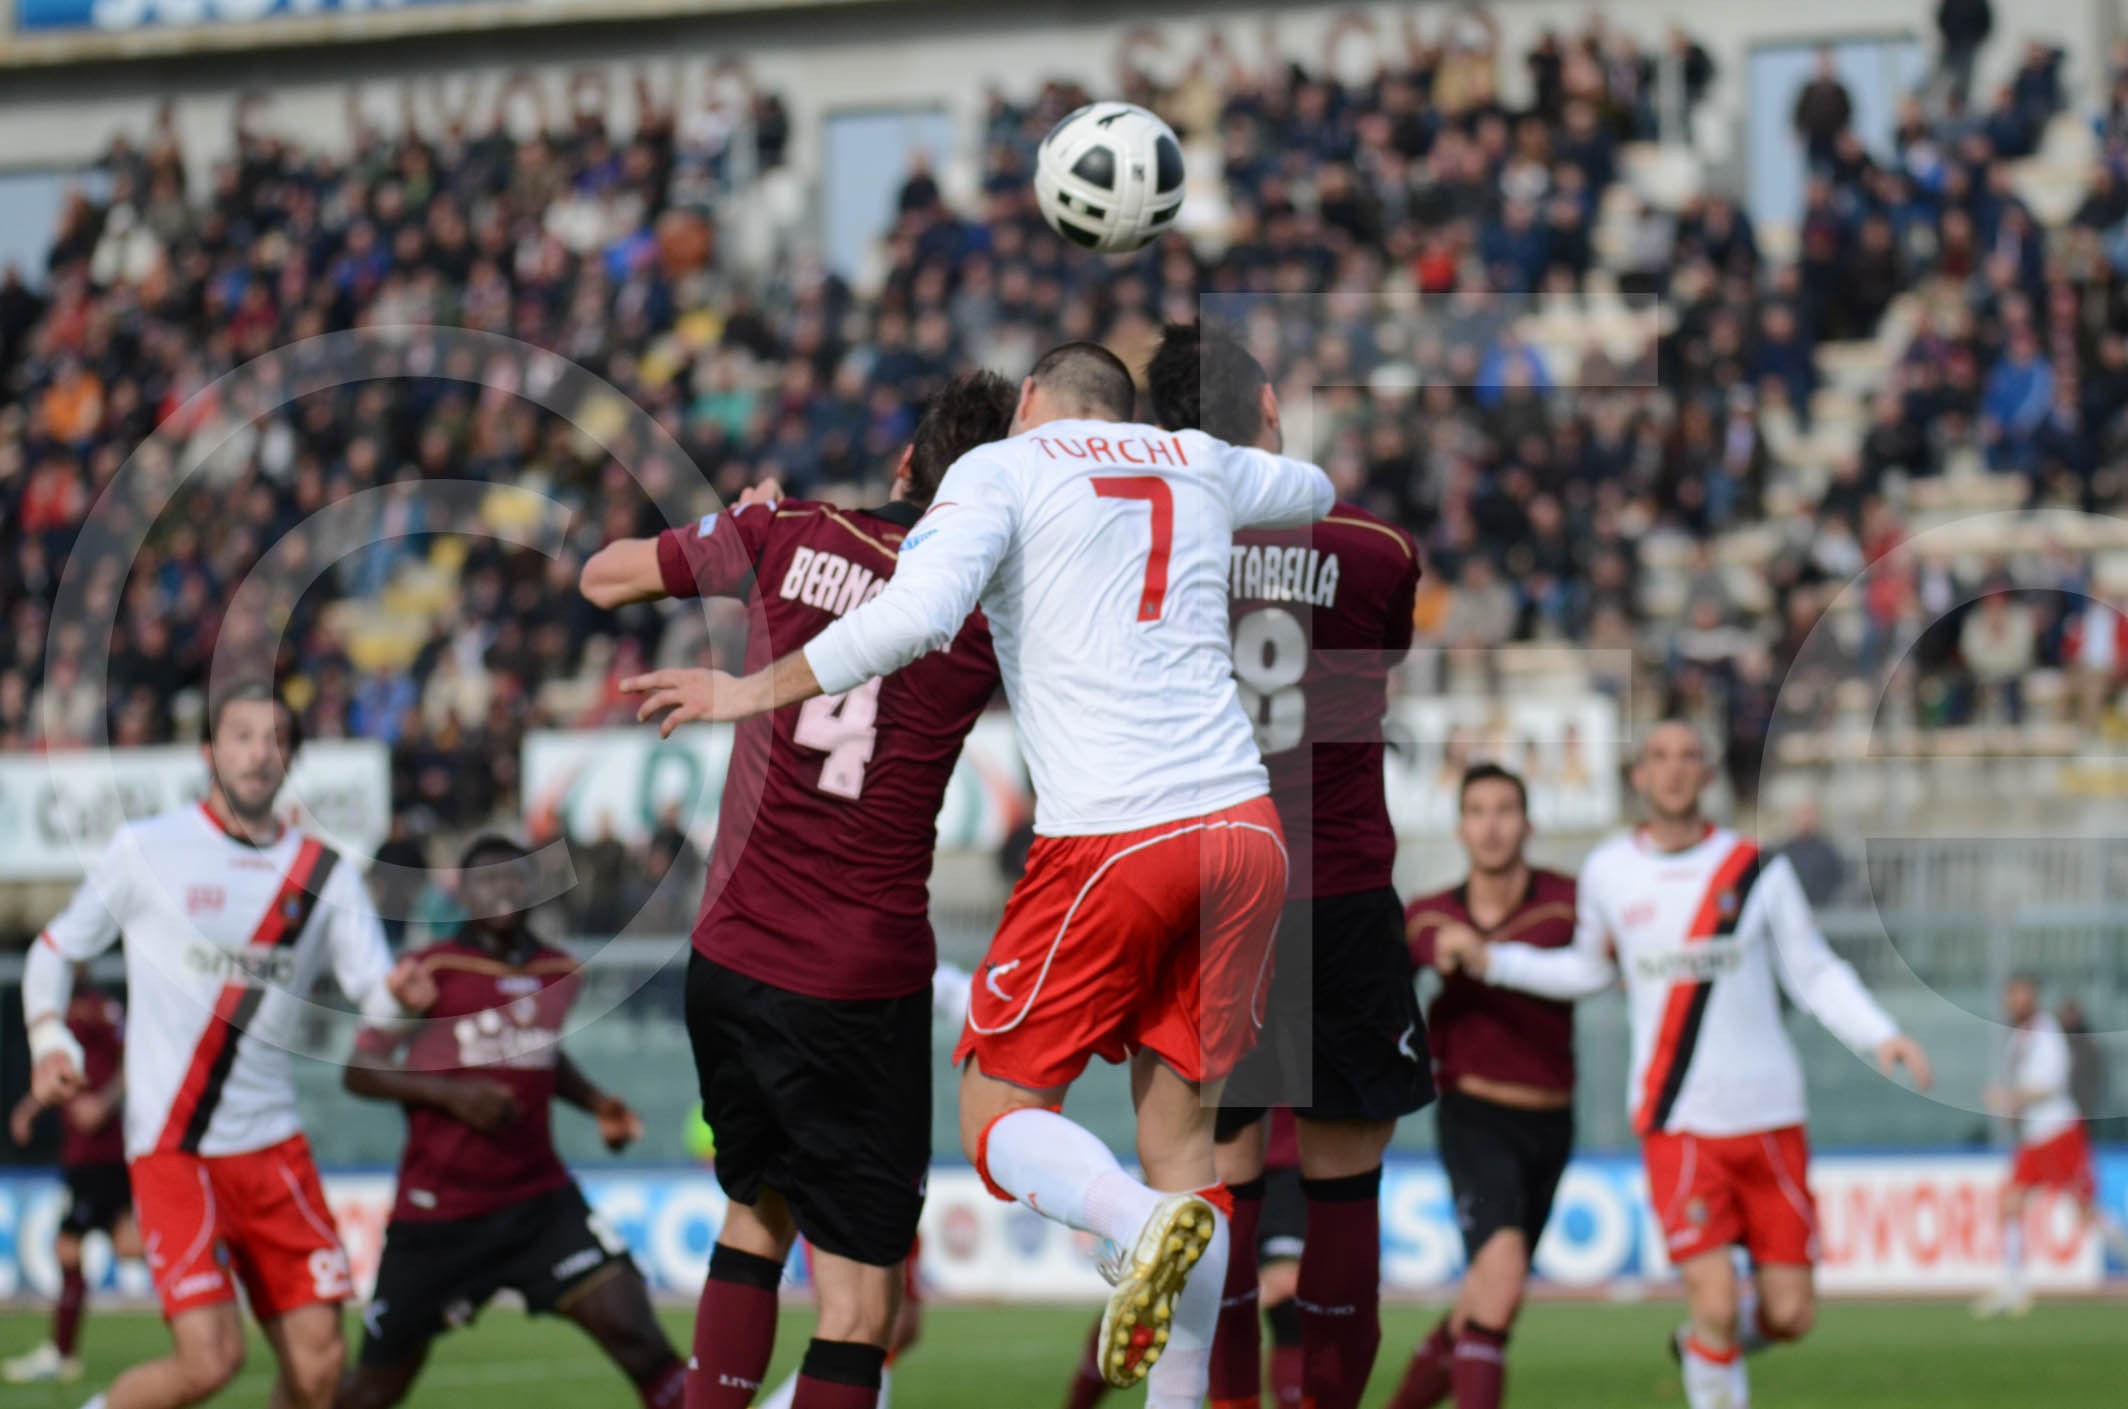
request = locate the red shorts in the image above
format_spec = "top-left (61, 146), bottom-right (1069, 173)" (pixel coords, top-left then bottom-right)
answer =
top-left (131, 1133), bottom-right (352, 1321)
top-left (953, 796), bottom-right (1287, 1091)
top-left (1642, 1125), bottom-right (1818, 1267)
top-left (2009, 1124), bottom-right (2096, 1202)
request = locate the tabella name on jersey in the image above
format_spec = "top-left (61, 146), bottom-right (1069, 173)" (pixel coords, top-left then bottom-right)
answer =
top-left (778, 547), bottom-right (888, 617)
top-left (1230, 544), bottom-right (1340, 607)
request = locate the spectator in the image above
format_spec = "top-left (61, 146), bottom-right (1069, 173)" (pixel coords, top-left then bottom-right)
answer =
top-left (1793, 46), bottom-right (1855, 168)
top-left (1959, 593), bottom-right (2037, 722)
top-left (1779, 799), bottom-right (1849, 907)
top-left (1936, 0), bottom-right (1994, 110)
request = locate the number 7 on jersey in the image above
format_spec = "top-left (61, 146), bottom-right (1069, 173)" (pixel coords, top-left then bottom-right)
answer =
top-left (1091, 475), bottom-right (1173, 622)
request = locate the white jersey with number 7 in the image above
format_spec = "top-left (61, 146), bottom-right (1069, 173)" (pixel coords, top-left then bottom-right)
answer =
top-left (804, 419), bottom-right (1335, 836)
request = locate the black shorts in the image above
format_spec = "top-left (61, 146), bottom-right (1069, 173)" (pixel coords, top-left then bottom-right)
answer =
top-left (686, 952), bottom-right (932, 1268)
top-left (1436, 1089), bottom-right (1574, 1258)
top-left (358, 1182), bottom-right (630, 1366)
top-left (59, 1162), bottom-right (131, 1237)
top-left (1258, 1164), bottom-right (1306, 1264)
top-left (1217, 887), bottom-right (1434, 1137)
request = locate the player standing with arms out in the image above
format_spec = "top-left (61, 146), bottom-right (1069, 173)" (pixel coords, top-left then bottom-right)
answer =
top-left (21, 682), bottom-right (433, 1409)
top-left (337, 835), bottom-right (684, 1409)
top-left (581, 372), bottom-right (1015, 1409)
top-left (627, 343), bottom-right (1335, 1408)
top-left (5, 973), bottom-right (139, 1385)
top-left (1141, 321), bottom-right (1432, 1409)
top-left (1439, 722), bottom-right (1932, 1409)
top-left (1391, 765), bottom-right (1575, 1409)
top-left (1973, 973), bottom-right (2128, 1318)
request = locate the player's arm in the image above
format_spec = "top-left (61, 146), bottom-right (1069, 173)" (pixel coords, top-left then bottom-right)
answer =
top-left (625, 455), bottom-right (1017, 731)
top-left (66, 1068), bottom-right (124, 1134)
top-left (579, 537), bottom-right (668, 608)
top-left (1220, 442), bottom-right (1336, 529)
top-left (555, 1050), bottom-right (644, 1152)
top-left (22, 835), bottom-right (132, 1105)
top-left (1468, 867), bottom-right (1618, 999)
top-left (580, 487), bottom-right (781, 609)
top-left (1760, 855), bottom-right (1933, 1090)
top-left (325, 865), bottom-right (438, 1026)
top-left (342, 1023), bottom-right (523, 1132)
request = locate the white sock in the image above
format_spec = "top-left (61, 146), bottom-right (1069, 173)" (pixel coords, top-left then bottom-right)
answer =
top-left (1145, 1205), bottom-right (1229, 1409)
top-left (758, 1371), bottom-right (797, 1409)
top-left (81, 1395), bottom-right (108, 1409)
top-left (878, 1366), bottom-right (892, 1409)
top-left (1679, 1332), bottom-right (1746, 1409)
top-left (2003, 1218), bottom-right (2026, 1297)
top-left (981, 1108), bottom-right (1160, 1243)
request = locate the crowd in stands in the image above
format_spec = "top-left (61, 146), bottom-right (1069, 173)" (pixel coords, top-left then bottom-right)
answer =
top-left (6, 7), bottom-right (2128, 940)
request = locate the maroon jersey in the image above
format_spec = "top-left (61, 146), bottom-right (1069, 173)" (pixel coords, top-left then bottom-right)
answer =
top-left (62, 989), bottom-right (125, 1168)
top-left (657, 498), bottom-right (999, 1000)
top-left (1407, 869), bottom-right (1577, 1093)
top-left (1230, 504), bottom-right (1419, 898)
top-left (358, 940), bottom-right (579, 1223)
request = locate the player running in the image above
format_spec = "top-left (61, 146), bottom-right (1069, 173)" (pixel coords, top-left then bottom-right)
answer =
top-left (1142, 320), bottom-right (1431, 1409)
top-left (5, 974), bottom-right (138, 1385)
top-left (1392, 764), bottom-right (1575, 1409)
top-left (1438, 721), bottom-right (1932, 1409)
top-left (580, 371), bottom-right (1015, 1409)
top-left (1974, 972), bottom-right (2128, 1319)
top-left (22, 682), bottom-right (432, 1409)
top-left (337, 834), bottom-right (684, 1409)
top-left (626, 342), bottom-right (1335, 1409)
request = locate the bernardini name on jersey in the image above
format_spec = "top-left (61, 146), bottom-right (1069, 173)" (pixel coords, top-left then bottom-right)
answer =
top-left (1230, 545), bottom-right (1341, 608)
top-left (779, 546), bottom-right (888, 617)
top-left (1631, 940), bottom-right (1746, 984)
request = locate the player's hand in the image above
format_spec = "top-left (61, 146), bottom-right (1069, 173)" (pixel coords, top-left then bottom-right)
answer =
top-left (592, 1094), bottom-right (645, 1153)
top-left (65, 1089), bottom-right (116, 1134)
top-left (8, 1098), bottom-right (37, 1147)
top-left (623, 668), bottom-right (740, 737)
top-left (387, 956), bottom-right (438, 1014)
top-left (1876, 1035), bottom-right (1933, 1093)
top-left (737, 478), bottom-right (784, 508)
top-left (31, 1051), bottom-right (85, 1108)
top-left (1432, 922), bottom-right (1487, 977)
top-left (447, 1080), bottom-right (522, 1133)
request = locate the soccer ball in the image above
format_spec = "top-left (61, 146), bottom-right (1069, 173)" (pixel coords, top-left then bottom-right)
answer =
top-left (1033, 101), bottom-right (1186, 254)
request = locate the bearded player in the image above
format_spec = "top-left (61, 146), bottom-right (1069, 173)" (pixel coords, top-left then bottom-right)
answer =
top-left (337, 835), bottom-right (683, 1409)
top-left (5, 973), bottom-right (138, 1385)
top-left (1440, 721), bottom-right (1932, 1409)
top-left (1394, 765), bottom-right (1575, 1409)
top-left (627, 342), bottom-right (1334, 1409)
top-left (1141, 320), bottom-right (1431, 1409)
top-left (22, 682), bottom-right (432, 1409)
top-left (581, 371), bottom-right (1014, 1409)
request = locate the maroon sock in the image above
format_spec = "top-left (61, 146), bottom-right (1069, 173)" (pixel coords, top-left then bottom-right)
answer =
top-left (637, 1356), bottom-right (688, 1409)
top-left (1386, 1317), bottom-right (1455, 1409)
top-left (1062, 1319), bottom-right (1109, 1409)
top-left (54, 1267), bottom-right (86, 1358)
top-left (1297, 1169), bottom-right (1384, 1409)
top-left (791, 1339), bottom-right (885, 1409)
top-left (687, 1246), bottom-right (782, 1409)
top-left (1269, 1342), bottom-right (1306, 1407)
top-left (1208, 1176), bottom-right (1266, 1403)
top-left (1450, 1322), bottom-right (1508, 1409)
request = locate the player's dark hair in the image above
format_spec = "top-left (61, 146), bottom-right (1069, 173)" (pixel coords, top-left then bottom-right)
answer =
top-left (906, 370), bottom-right (1016, 508)
top-left (1028, 340), bottom-right (1135, 420)
top-left (1459, 762), bottom-right (1529, 815)
top-left (1145, 321), bottom-right (1268, 445)
top-left (458, 833), bottom-right (531, 872)
top-left (202, 679), bottom-right (304, 753)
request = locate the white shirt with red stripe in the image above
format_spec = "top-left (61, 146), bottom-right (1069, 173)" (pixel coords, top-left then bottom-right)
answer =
top-left (802, 420), bottom-right (1334, 836)
top-left (27, 804), bottom-right (398, 1160)
top-left (2008, 1012), bottom-right (2080, 1147)
top-left (1484, 825), bottom-right (1900, 1138)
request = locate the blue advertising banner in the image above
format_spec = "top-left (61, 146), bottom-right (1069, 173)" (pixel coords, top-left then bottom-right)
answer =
top-left (2, 1151), bottom-right (2123, 1304)
top-left (14, 0), bottom-right (498, 37)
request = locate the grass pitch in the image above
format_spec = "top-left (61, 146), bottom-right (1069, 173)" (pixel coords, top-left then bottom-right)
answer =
top-left (3, 1298), bottom-right (2124, 1406)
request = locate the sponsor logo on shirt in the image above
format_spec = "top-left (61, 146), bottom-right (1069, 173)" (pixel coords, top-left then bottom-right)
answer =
top-left (1631, 941), bottom-right (1744, 984)
top-left (184, 942), bottom-right (297, 988)
top-left (778, 546), bottom-right (887, 616)
top-left (1229, 545), bottom-right (1340, 607)
top-left (452, 1008), bottom-right (560, 1069)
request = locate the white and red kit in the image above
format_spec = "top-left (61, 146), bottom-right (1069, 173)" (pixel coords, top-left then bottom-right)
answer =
top-left (802, 420), bottom-right (1333, 1089)
top-left (2004, 1012), bottom-right (2095, 1201)
top-left (1482, 826), bottom-right (1903, 1265)
top-left (23, 804), bottom-right (404, 1317)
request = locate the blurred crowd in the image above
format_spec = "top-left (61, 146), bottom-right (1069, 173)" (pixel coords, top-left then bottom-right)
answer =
top-left (7, 6), bottom-right (2128, 938)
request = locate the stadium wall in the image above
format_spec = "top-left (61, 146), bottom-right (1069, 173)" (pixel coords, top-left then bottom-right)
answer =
top-left (3, 1152), bottom-right (2124, 1305)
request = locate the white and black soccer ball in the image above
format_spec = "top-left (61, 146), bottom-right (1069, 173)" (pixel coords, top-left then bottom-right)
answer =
top-left (1033, 101), bottom-right (1186, 254)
